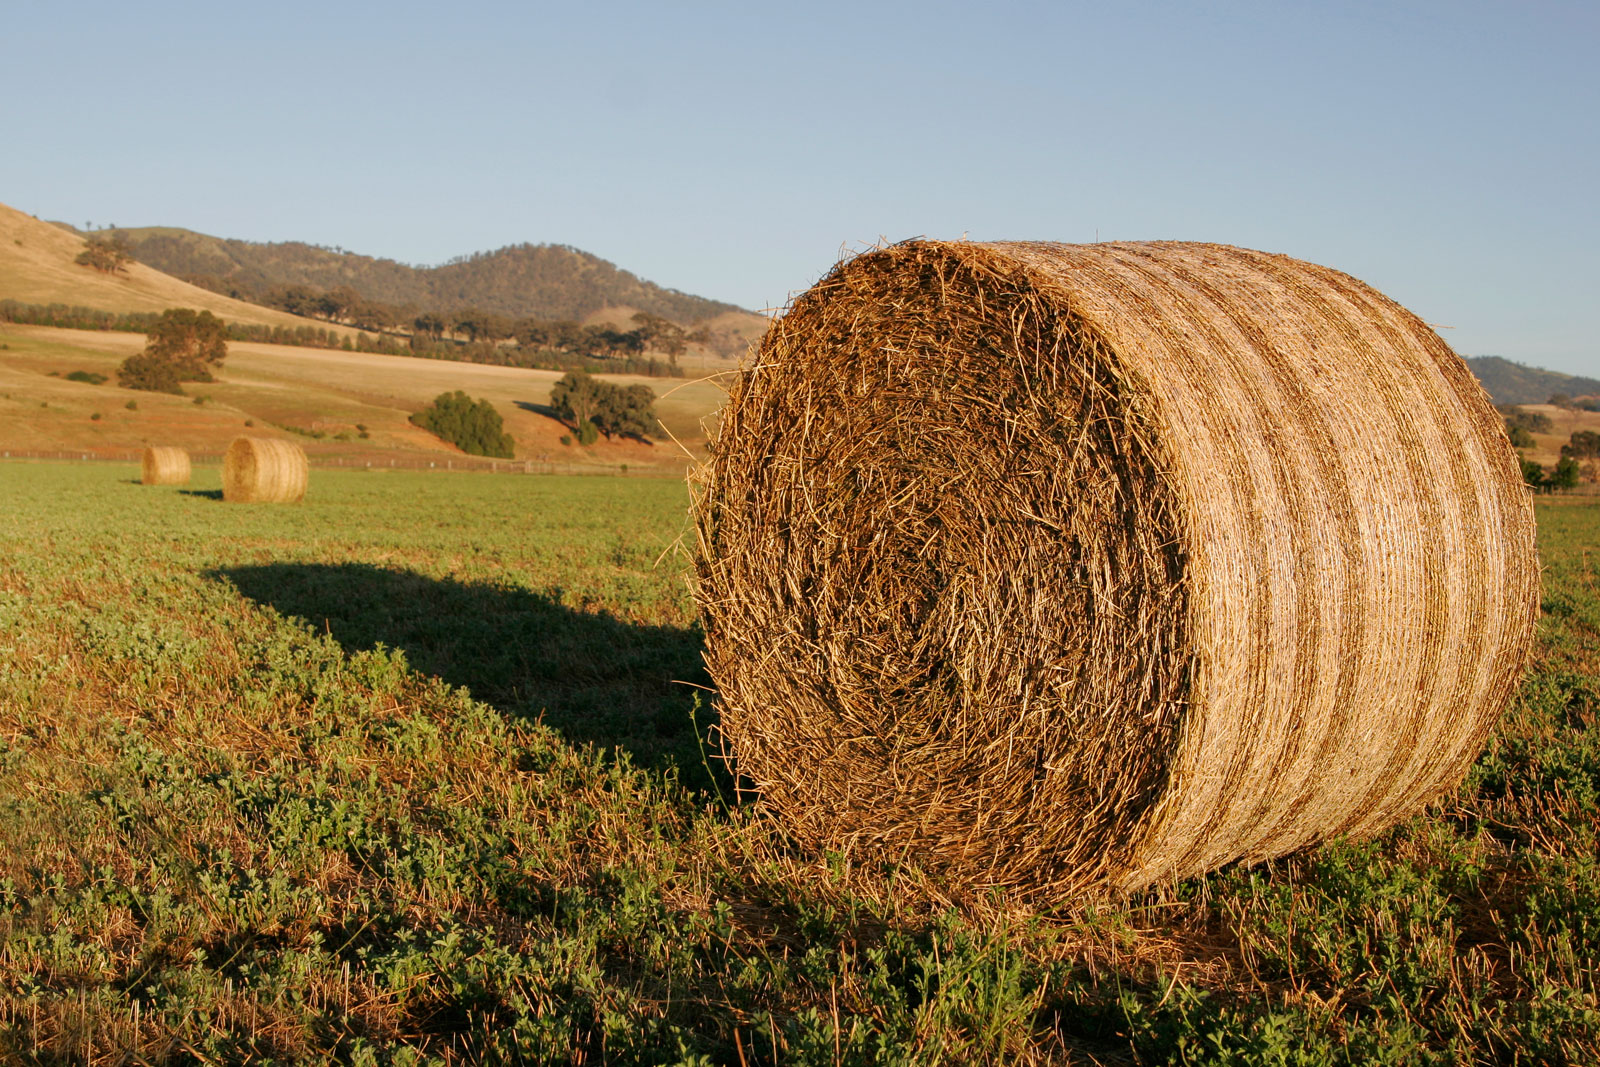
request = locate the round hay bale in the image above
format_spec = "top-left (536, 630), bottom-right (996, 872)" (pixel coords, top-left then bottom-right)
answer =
top-left (140, 446), bottom-right (190, 486)
top-left (692, 240), bottom-right (1539, 901)
top-left (222, 436), bottom-right (308, 503)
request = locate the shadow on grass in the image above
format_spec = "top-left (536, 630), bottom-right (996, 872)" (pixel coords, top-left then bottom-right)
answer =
top-left (513, 400), bottom-right (560, 420)
top-left (214, 562), bottom-right (723, 792)
top-left (180, 489), bottom-right (224, 500)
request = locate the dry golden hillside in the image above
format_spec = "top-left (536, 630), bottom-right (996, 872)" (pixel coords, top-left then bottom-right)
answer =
top-left (0, 202), bottom-right (355, 335)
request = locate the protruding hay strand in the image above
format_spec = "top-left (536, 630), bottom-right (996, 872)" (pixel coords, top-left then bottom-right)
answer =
top-left (222, 437), bottom-right (308, 503)
top-left (140, 446), bottom-right (190, 486)
top-left (691, 240), bottom-right (1538, 904)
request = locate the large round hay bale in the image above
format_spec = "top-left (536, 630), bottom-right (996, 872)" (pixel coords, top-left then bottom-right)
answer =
top-left (692, 240), bottom-right (1538, 901)
top-left (222, 436), bottom-right (308, 503)
top-left (140, 446), bottom-right (190, 486)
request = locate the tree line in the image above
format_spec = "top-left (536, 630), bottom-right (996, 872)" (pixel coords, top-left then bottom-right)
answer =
top-left (0, 300), bottom-right (685, 378)
top-left (259, 282), bottom-right (700, 369)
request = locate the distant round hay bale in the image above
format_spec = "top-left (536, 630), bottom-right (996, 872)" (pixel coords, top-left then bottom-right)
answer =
top-left (692, 240), bottom-right (1539, 901)
top-left (222, 436), bottom-right (308, 503)
top-left (140, 446), bottom-right (190, 486)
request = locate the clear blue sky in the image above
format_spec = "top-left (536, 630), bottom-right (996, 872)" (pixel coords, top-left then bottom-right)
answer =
top-left (3, 1), bottom-right (1595, 375)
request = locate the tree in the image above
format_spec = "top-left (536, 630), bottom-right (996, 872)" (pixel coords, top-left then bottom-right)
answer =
top-left (1549, 456), bottom-right (1581, 490)
top-left (118, 308), bottom-right (228, 392)
top-left (116, 352), bottom-right (185, 394)
top-left (75, 233), bottom-right (133, 274)
top-left (594, 383), bottom-right (659, 441)
top-left (550, 371), bottom-right (659, 442)
top-left (630, 311), bottom-right (687, 365)
top-left (1561, 430), bottom-right (1600, 461)
top-left (453, 308), bottom-right (497, 343)
top-left (409, 391), bottom-right (514, 458)
top-left (413, 312), bottom-right (447, 341)
top-left (264, 284), bottom-right (323, 318)
top-left (144, 308), bottom-right (228, 380)
top-left (550, 370), bottom-right (605, 435)
top-left (1506, 424), bottom-right (1536, 449)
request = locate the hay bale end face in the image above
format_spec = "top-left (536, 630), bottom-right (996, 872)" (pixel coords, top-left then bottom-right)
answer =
top-left (222, 436), bottom-right (308, 503)
top-left (140, 446), bottom-right (190, 486)
top-left (692, 240), bottom-right (1539, 901)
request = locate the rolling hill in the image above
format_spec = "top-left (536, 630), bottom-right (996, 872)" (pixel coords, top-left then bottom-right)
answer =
top-left (1464, 355), bottom-right (1600, 407)
top-left (0, 202), bottom-right (357, 335)
top-left (97, 224), bottom-right (749, 326)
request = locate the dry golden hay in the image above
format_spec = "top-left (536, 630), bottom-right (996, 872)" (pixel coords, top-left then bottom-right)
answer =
top-left (140, 445), bottom-right (190, 486)
top-left (691, 240), bottom-right (1539, 902)
top-left (222, 436), bottom-right (308, 503)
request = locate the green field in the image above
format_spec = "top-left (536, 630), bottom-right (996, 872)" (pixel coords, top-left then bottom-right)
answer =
top-left (1, 463), bottom-right (1597, 1063)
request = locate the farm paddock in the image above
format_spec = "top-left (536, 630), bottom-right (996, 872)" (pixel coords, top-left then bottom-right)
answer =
top-left (0, 461), bottom-right (1596, 1064)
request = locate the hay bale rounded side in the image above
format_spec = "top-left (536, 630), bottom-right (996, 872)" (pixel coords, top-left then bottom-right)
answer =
top-left (692, 240), bottom-right (1539, 901)
top-left (222, 437), bottom-right (308, 503)
top-left (140, 446), bottom-right (191, 486)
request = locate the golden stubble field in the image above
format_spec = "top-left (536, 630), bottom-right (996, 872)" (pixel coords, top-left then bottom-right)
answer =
top-left (0, 324), bottom-right (729, 471)
top-left (0, 202), bottom-right (361, 337)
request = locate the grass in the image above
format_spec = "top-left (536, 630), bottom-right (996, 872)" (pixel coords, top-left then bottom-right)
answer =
top-left (0, 462), bottom-right (1596, 1063)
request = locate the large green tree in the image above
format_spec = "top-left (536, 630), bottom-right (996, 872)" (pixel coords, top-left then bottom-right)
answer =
top-left (117, 308), bottom-right (229, 392)
top-left (550, 371), bottom-right (658, 443)
top-left (550, 371), bottom-right (605, 435)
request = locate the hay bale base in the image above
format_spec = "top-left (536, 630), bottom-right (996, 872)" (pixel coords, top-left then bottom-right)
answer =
top-left (141, 446), bottom-right (190, 486)
top-left (692, 240), bottom-right (1538, 902)
top-left (223, 437), bottom-right (308, 503)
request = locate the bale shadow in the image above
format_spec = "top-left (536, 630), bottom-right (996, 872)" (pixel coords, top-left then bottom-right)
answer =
top-left (180, 489), bottom-right (224, 500)
top-left (213, 562), bottom-right (722, 791)
top-left (513, 400), bottom-right (560, 420)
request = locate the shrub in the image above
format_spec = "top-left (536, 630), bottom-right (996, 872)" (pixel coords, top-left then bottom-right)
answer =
top-left (117, 352), bottom-right (185, 394)
top-left (124, 400), bottom-right (137, 411)
top-left (409, 391), bottom-right (514, 458)
top-left (1520, 457), bottom-right (1545, 487)
top-left (65, 370), bottom-right (107, 385)
top-left (1502, 406), bottom-right (1555, 435)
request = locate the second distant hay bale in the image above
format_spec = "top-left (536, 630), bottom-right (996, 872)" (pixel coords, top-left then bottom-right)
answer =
top-left (141, 446), bottom-right (190, 486)
top-left (222, 437), bottom-right (308, 503)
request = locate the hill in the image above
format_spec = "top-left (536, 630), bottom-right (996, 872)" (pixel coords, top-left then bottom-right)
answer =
top-left (1465, 355), bottom-right (1600, 406)
top-left (0, 322), bottom-right (726, 472)
top-left (0, 203), bottom-right (357, 336)
top-left (101, 224), bottom-right (748, 327)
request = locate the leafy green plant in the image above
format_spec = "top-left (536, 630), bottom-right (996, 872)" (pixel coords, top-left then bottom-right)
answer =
top-left (409, 390), bottom-right (515, 458)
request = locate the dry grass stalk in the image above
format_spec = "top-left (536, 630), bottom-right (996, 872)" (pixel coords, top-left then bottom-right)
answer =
top-left (140, 446), bottom-right (190, 486)
top-left (691, 240), bottom-right (1539, 903)
top-left (222, 436), bottom-right (308, 503)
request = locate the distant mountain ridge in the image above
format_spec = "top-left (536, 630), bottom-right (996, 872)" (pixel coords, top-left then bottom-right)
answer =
top-left (97, 225), bottom-right (746, 326)
top-left (1464, 356), bottom-right (1600, 407)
